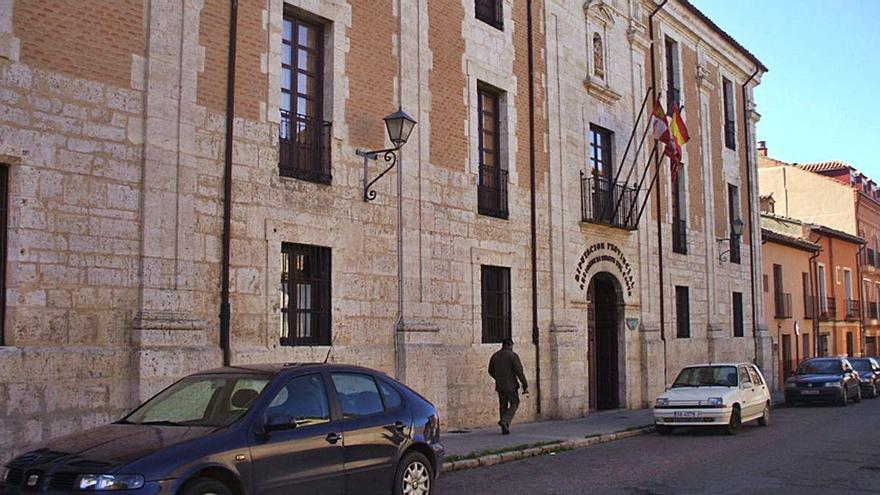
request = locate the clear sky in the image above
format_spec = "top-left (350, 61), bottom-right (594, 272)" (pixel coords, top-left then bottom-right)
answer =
top-left (693, 0), bottom-right (880, 177)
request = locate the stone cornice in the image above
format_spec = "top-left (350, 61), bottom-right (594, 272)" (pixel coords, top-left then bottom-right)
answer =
top-left (584, 75), bottom-right (623, 105)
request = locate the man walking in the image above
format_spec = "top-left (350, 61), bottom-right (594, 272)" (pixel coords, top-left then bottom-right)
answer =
top-left (488, 338), bottom-right (528, 435)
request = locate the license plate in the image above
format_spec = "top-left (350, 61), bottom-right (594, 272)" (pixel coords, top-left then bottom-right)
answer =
top-left (673, 411), bottom-right (702, 418)
top-left (801, 390), bottom-right (820, 395)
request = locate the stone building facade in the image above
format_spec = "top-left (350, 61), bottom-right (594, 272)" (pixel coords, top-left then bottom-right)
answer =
top-left (0, 0), bottom-right (768, 460)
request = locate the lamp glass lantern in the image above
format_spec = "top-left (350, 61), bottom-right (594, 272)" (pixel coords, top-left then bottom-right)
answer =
top-left (731, 218), bottom-right (745, 237)
top-left (383, 108), bottom-right (417, 148)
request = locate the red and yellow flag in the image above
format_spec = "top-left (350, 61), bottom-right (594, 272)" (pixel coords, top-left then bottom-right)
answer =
top-left (663, 103), bottom-right (691, 177)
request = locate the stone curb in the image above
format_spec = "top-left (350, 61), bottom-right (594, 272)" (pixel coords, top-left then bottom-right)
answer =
top-left (442, 425), bottom-right (656, 473)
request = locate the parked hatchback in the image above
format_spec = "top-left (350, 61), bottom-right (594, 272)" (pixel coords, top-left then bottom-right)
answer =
top-left (784, 357), bottom-right (862, 406)
top-left (653, 363), bottom-right (771, 435)
top-left (0, 364), bottom-right (443, 495)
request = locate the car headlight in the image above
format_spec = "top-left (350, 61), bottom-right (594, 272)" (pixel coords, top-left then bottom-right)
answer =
top-left (77, 474), bottom-right (145, 491)
top-left (655, 397), bottom-right (670, 407)
top-left (705, 397), bottom-right (724, 407)
top-left (825, 381), bottom-right (842, 388)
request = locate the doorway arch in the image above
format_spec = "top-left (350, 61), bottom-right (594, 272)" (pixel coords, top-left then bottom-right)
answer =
top-left (588, 272), bottom-right (622, 411)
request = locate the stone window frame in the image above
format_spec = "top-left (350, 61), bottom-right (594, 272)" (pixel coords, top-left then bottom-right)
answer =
top-left (583, 1), bottom-right (615, 85)
top-left (470, 247), bottom-right (517, 345)
top-left (480, 264), bottom-right (511, 344)
top-left (280, 242), bottom-right (332, 347)
top-left (265, 1), bottom-right (349, 138)
top-left (717, 66), bottom-right (739, 156)
top-left (466, 60), bottom-right (519, 189)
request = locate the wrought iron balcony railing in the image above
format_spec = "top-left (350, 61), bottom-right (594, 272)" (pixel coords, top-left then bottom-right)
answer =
top-left (774, 292), bottom-right (792, 319)
top-left (820, 297), bottom-right (836, 321)
top-left (672, 218), bottom-right (687, 254)
top-left (478, 166), bottom-right (509, 219)
top-left (280, 110), bottom-right (332, 184)
top-left (845, 299), bottom-right (861, 321)
top-left (580, 174), bottom-right (639, 230)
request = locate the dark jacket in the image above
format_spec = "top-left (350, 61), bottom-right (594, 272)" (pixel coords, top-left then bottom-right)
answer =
top-left (488, 348), bottom-right (528, 393)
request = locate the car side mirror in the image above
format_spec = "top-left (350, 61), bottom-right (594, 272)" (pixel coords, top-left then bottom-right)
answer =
top-left (262, 414), bottom-right (297, 433)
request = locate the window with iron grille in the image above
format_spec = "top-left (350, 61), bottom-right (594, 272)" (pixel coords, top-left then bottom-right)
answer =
top-left (675, 285), bottom-right (690, 339)
top-left (671, 167), bottom-right (686, 254)
top-left (475, 0), bottom-right (503, 30)
top-left (733, 291), bottom-right (744, 337)
top-left (280, 243), bottom-right (331, 346)
top-left (722, 77), bottom-right (736, 150)
top-left (0, 166), bottom-right (6, 345)
top-left (728, 183), bottom-right (741, 263)
top-left (481, 265), bottom-right (511, 343)
top-left (280, 13), bottom-right (331, 183)
top-left (664, 37), bottom-right (680, 110)
top-left (477, 84), bottom-right (508, 218)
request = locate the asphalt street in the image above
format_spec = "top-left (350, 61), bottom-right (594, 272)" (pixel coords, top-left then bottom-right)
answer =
top-left (437, 398), bottom-right (880, 494)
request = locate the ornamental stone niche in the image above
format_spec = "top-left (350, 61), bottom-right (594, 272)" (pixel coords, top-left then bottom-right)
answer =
top-left (583, 0), bottom-right (622, 104)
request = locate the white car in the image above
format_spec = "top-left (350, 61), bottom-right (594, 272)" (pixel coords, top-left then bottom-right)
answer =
top-left (653, 363), bottom-right (771, 435)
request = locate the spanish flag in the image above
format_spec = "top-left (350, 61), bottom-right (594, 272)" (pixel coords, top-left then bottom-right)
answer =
top-left (664, 103), bottom-right (690, 177)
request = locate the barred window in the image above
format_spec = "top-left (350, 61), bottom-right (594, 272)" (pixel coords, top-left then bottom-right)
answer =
top-left (732, 292), bottom-right (744, 337)
top-left (281, 243), bottom-right (331, 346)
top-left (481, 265), bottom-right (511, 343)
top-left (477, 84), bottom-right (508, 219)
top-left (675, 285), bottom-right (690, 339)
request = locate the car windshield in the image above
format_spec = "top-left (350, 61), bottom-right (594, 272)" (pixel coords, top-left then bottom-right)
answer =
top-left (671, 366), bottom-right (737, 388)
top-left (122, 374), bottom-right (271, 427)
top-left (849, 359), bottom-right (874, 373)
top-left (796, 360), bottom-right (843, 375)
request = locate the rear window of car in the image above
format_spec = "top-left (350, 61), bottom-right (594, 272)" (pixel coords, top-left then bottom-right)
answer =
top-left (850, 359), bottom-right (874, 372)
top-left (331, 373), bottom-right (385, 418)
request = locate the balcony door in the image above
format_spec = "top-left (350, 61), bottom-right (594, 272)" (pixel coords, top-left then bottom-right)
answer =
top-left (589, 125), bottom-right (614, 223)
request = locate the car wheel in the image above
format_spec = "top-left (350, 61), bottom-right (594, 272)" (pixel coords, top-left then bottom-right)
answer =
top-left (394, 451), bottom-right (433, 495)
top-left (180, 478), bottom-right (232, 495)
top-left (725, 406), bottom-right (742, 436)
top-left (854, 386), bottom-right (862, 403)
top-left (757, 403), bottom-right (770, 427)
top-left (656, 425), bottom-right (674, 435)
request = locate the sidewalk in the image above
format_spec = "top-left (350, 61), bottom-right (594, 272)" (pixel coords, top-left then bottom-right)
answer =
top-left (442, 408), bottom-right (655, 471)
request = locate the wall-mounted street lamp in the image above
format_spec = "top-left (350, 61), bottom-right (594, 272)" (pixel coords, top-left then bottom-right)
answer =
top-left (356, 108), bottom-right (417, 202)
top-left (717, 218), bottom-right (745, 263)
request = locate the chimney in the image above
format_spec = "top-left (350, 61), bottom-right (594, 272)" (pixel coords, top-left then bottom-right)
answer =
top-left (757, 140), bottom-right (768, 157)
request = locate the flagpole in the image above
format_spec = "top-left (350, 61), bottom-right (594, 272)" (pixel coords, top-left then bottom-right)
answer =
top-left (626, 142), bottom-right (659, 226)
top-left (599, 88), bottom-right (653, 221)
top-left (608, 103), bottom-right (658, 224)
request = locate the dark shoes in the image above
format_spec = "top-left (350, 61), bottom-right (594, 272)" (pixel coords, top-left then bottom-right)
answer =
top-left (498, 420), bottom-right (510, 435)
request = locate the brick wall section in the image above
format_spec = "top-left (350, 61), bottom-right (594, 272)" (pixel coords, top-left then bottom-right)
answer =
top-left (232, 0), bottom-right (267, 121)
top-left (13, 0), bottom-right (145, 88)
top-left (428, 0), bottom-right (467, 170)
top-left (197, 0), bottom-right (231, 113)
top-left (346, 0), bottom-right (396, 147)
top-left (680, 44), bottom-right (703, 230)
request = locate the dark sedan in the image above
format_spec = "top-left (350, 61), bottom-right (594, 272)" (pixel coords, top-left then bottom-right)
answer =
top-left (784, 357), bottom-right (862, 406)
top-left (850, 357), bottom-right (880, 398)
top-left (0, 363), bottom-right (443, 495)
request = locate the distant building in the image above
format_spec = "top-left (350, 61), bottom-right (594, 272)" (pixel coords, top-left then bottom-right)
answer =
top-left (759, 147), bottom-right (876, 361)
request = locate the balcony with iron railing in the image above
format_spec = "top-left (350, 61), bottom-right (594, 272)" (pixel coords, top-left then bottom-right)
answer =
top-left (820, 297), bottom-right (836, 321)
top-left (279, 110), bottom-right (332, 184)
top-left (774, 292), bottom-right (793, 319)
top-left (845, 299), bottom-right (861, 321)
top-left (804, 295), bottom-right (816, 319)
top-left (478, 166), bottom-right (509, 219)
top-left (672, 218), bottom-right (687, 254)
top-left (580, 173), bottom-right (639, 231)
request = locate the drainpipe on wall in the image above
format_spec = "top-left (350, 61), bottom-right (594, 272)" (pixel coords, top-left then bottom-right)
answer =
top-left (219, 0), bottom-right (239, 367)
top-left (809, 236), bottom-right (822, 356)
top-left (648, 0), bottom-right (668, 381)
top-left (742, 67), bottom-right (759, 363)
top-left (526, 0), bottom-right (541, 415)
top-left (855, 195), bottom-right (866, 355)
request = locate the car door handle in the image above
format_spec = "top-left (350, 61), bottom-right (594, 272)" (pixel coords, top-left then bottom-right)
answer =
top-left (325, 432), bottom-right (342, 445)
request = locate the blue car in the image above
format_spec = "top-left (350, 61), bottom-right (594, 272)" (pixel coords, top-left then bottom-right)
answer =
top-left (1, 363), bottom-right (443, 495)
top-left (784, 357), bottom-right (862, 406)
